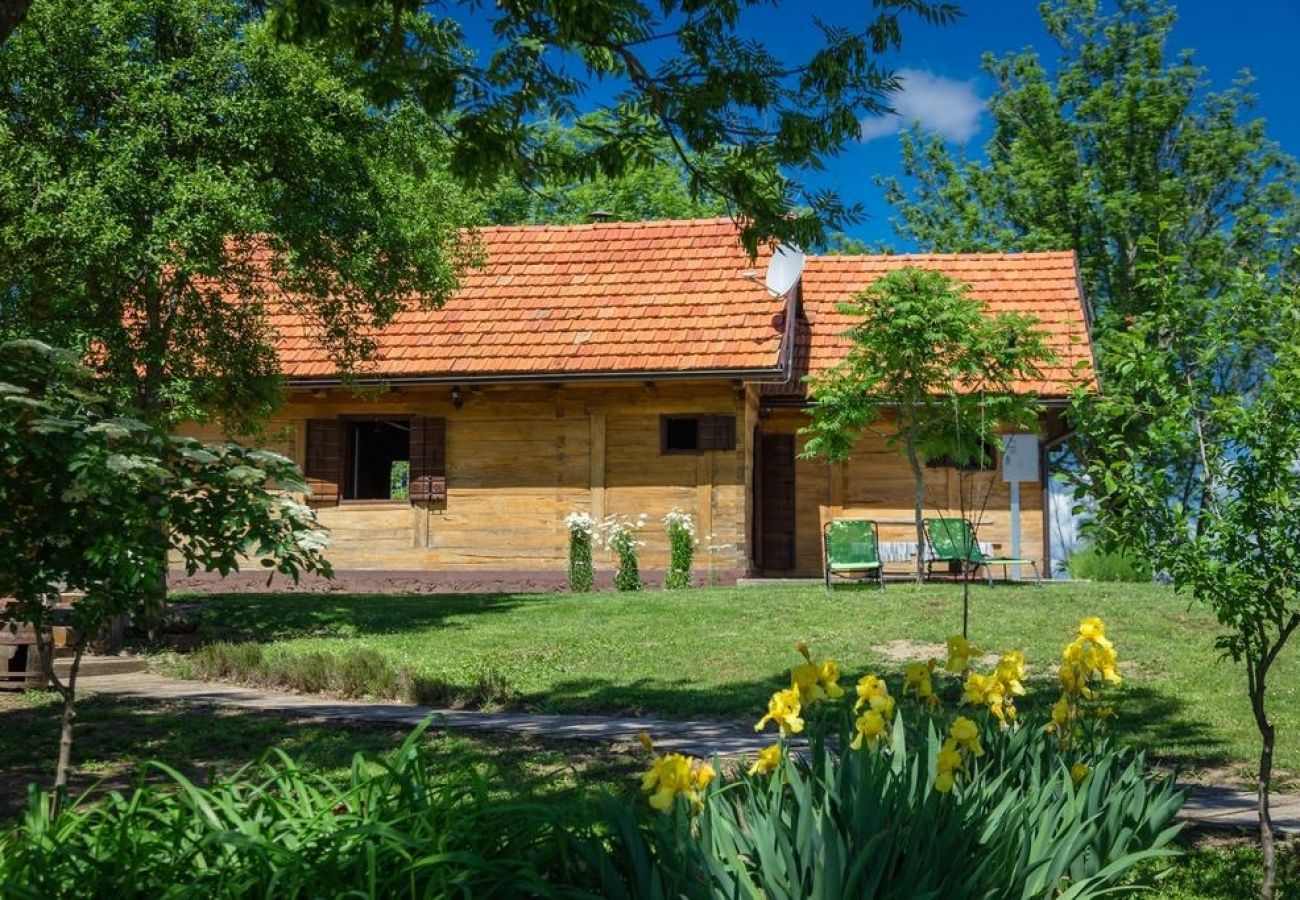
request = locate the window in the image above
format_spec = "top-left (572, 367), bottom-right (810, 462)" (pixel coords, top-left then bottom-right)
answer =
top-left (660, 414), bottom-right (737, 454)
top-left (662, 416), bottom-right (700, 453)
top-left (344, 419), bottom-right (411, 500)
top-left (304, 416), bottom-right (446, 505)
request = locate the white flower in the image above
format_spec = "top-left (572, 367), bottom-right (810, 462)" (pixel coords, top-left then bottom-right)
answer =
top-left (564, 511), bottom-right (595, 535)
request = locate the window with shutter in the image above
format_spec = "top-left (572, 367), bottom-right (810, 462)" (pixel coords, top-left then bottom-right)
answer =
top-left (660, 414), bottom-right (737, 454)
top-left (304, 419), bottom-right (341, 504)
top-left (409, 416), bottom-right (447, 502)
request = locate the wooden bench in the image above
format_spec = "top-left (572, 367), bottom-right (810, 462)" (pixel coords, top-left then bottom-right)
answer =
top-left (1, 599), bottom-right (82, 691)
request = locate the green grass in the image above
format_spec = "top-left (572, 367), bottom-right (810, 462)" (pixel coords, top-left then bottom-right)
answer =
top-left (0, 691), bottom-right (640, 821)
top-left (1136, 834), bottom-right (1300, 898)
top-left (174, 581), bottom-right (1300, 783)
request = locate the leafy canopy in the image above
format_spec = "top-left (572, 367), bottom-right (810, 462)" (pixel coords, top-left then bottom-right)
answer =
top-left (0, 0), bottom-right (479, 430)
top-left (267, 0), bottom-right (961, 254)
top-left (0, 340), bottom-right (332, 644)
top-left (801, 267), bottom-right (1055, 466)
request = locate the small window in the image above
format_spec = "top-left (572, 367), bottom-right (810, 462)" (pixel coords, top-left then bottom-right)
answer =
top-left (344, 419), bottom-right (411, 500)
top-left (660, 414), bottom-right (737, 454)
top-left (662, 416), bottom-right (700, 453)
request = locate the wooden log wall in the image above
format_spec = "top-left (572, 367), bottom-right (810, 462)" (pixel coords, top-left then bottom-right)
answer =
top-left (178, 380), bottom-right (752, 574)
top-left (759, 408), bottom-right (1048, 578)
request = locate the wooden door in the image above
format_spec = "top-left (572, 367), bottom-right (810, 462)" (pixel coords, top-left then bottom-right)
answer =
top-left (757, 433), bottom-right (796, 572)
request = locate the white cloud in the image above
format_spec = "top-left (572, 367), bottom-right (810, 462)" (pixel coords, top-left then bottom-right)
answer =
top-left (859, 68), bottom-right (985, 144)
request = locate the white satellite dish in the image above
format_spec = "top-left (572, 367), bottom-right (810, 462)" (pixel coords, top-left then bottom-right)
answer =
top-left (764, 243), bottom-right (805, 298)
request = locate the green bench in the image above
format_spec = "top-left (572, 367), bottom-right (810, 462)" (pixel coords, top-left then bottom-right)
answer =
top-left (823, 519), bottom-right (885, 591)
top-left (923, 517), bottom-right (1042, 586)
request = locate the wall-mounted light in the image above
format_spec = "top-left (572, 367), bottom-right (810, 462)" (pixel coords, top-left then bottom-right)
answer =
top-left (450, 385), bottom-right (464, 409)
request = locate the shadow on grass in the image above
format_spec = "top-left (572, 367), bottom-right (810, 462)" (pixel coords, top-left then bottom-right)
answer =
top-left (0, 692), bottom-right (640, 822)
top-left (189, 592), bottom-right (537, 642)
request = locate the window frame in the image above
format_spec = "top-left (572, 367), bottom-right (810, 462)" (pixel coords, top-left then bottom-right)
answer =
top-left (338, 414), bottom-right (415, 505)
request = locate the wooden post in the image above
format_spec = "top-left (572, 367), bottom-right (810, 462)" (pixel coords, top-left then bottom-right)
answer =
top-left (696, 452), bottom-right (714, 563)
top-left (589, 413), bottom-right (606, 521)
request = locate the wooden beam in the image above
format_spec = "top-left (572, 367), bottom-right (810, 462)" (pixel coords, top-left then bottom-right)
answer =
top-left (589, 413), bottom-right (606, 521)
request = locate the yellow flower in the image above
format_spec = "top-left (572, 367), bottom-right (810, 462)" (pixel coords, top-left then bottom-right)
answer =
top-left (791, 662), bottom-right (827, 703)
top-left (1070, 763), bottom-right (1090, 786)
top-left (855, 673), bottom-right (895, 718)
top-left (789, 643), bottom-right (843, 703)
top-left (850, 710), bottom-right (888, 750)
top-left (748, 743), bottom-right (782, 776)
top-left (818, 660), bottom-right (845, 699)
top-left (636, 731), bottom-right (654, 752)
top-left (995, 650), bottom-right (1027, 696)
top-left (935, 771), bottom-right (956, 793)
top-left (903, 660), bottom-right (939, 708)
top-left (642, 754), bottom-right (705, 813)
top-left (937, 739), bottom-right (964, 775)
top-left (755, 687), bottom-right (805, 736)
top-left (695, 762), bottom-right (716, 789)
top-left (949, 716), bottom-right (984, 757)
top-left (945, 634), bottom-right (981, 673)
top-left (1077, 617), bottom-right (1112, 649)
top-left (1048, 695), bottom-right (1071, 730)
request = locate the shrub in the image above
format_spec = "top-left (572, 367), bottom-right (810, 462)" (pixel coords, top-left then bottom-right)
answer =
top-left (564, 511), bottom-right (595, 593)
top-left (1067, 544), bottom-right (1151, 582)
top-left (0, 723), bottom-right (584, 898)
top-left (663, 510), bottom-right (695, 589)
top-left (617, 619), bottom-right (1185, 899)
top-left (602, 514), bottom-right (645, 592)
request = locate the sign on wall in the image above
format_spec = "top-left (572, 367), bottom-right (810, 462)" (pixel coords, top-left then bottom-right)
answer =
top-left (1001, 434), bottom-right (1040, 483)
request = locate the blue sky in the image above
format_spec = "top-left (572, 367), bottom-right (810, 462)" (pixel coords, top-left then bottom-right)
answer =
top-left (820, 0), bottom-right (1300, 246)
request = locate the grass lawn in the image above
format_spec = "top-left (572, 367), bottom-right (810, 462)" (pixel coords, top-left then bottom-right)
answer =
top-left (0, 691), bottom-right (641, 823)
top-left (177, 581), bottom-right (1300, 785)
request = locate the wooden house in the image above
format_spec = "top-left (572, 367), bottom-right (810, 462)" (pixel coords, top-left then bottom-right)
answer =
top-left (180, 218), bottom-right (1094, 586)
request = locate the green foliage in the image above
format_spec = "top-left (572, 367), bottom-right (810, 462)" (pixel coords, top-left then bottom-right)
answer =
top-left (188, 641), bottom-right (517, 708)
top-left (388, 460), bottom-right (410, 501)
top-left (879, 0), bottom-right (1300, 507)
top-left (801, 267), bottom-right (1055, 574)
top-left (565, 514), bottom-right (595, 594)
top-left (602, 515), bottom-right (644, 592)
top-left (482, 115), bottom-right (729, 226)
top-left (1077, 243), bottom-right (1300, 896)
top-left (693, 719), bottom-right (1181, 899)
top-left (0, 0), bottom-right (478, 431)
top-left (265, 0), bottom-right (960, 254)
top-left (0, 340), bottom-right (331, 642)
top-left (0, 723), bottom-right (591, 897)
top-left (1066, 545), bottom-right (1151, 583)
top-left (664, 511), bottom-right (695, 590)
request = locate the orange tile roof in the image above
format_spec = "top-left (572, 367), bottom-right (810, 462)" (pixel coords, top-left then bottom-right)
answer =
top-left (268, 221), bottom-right (1094, 395)
top-left (783, 252), bottom-right (1095, 399)
top-left (272, 218), bottom-right (787, 381)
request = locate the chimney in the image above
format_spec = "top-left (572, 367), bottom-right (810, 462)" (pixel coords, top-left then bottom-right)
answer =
top-left (587, 209), bottom-right (613, 222)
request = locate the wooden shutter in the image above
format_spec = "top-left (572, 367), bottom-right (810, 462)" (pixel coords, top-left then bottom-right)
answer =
top-left (699, 415), bottom-right (737, 451)
top-left (409, 416), bottom-right (447, 502)
top-left (304, 419), bottom-right (341, 504)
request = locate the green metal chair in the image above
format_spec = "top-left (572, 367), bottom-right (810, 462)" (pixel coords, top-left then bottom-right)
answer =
top-left (923, 517), bottom-right (1042, 586)
top-left (823, 520), bottom-right (885, 591)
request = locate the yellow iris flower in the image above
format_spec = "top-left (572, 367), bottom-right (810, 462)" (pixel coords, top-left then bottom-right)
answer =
top-left (748, 743), bottom-right (782, 776)
top-left (1070, 763), bottom-right (1091, 786)
top-left (850, 710), bottom-right (888, 749)
top-left (949, 716), bottom-right (985, 757)
top-left (642, 753), bottom-right (713, 813)
top-left (854, 673), bottom-right (895, 719)
top-left (903, 660), bottom-right (940, 709)
top-left (790, 642), bottom-right (844, 703)
top-left (755, 687), bottom-right (805, 735)
top-left (945, 634), bottom-right (981, 672)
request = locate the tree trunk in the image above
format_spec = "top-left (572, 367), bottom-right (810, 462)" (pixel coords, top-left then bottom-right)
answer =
top-left (1249, 657), bottom-right (1277, 900)
top-left (33, 620), bottom-right (83, 817)
top-left (904, 434), bottom-right (925, 582)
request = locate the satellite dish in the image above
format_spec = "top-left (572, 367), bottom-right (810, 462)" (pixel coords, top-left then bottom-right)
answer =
top-left (765, 244), bottom-right (805, 298)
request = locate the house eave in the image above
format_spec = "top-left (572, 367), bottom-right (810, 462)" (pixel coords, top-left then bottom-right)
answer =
top-left (286, 364), bottom-right (790, 390)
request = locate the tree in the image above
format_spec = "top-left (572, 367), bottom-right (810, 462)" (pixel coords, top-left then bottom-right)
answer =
top-left (0, 0), bottom-right (479, 434)
top-left (0, 340), bottom-right (332, 811)
top-left (799, 268), bottom-right (1055, 581)
top-left (265, 0), bottom-right (960, 254)
top-left (1078, 245), bottom-right (1300, 900)
top-left (480, 116), bottom-right (729, 226)
top-left (879, 0), bottom-right (1300, 503)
